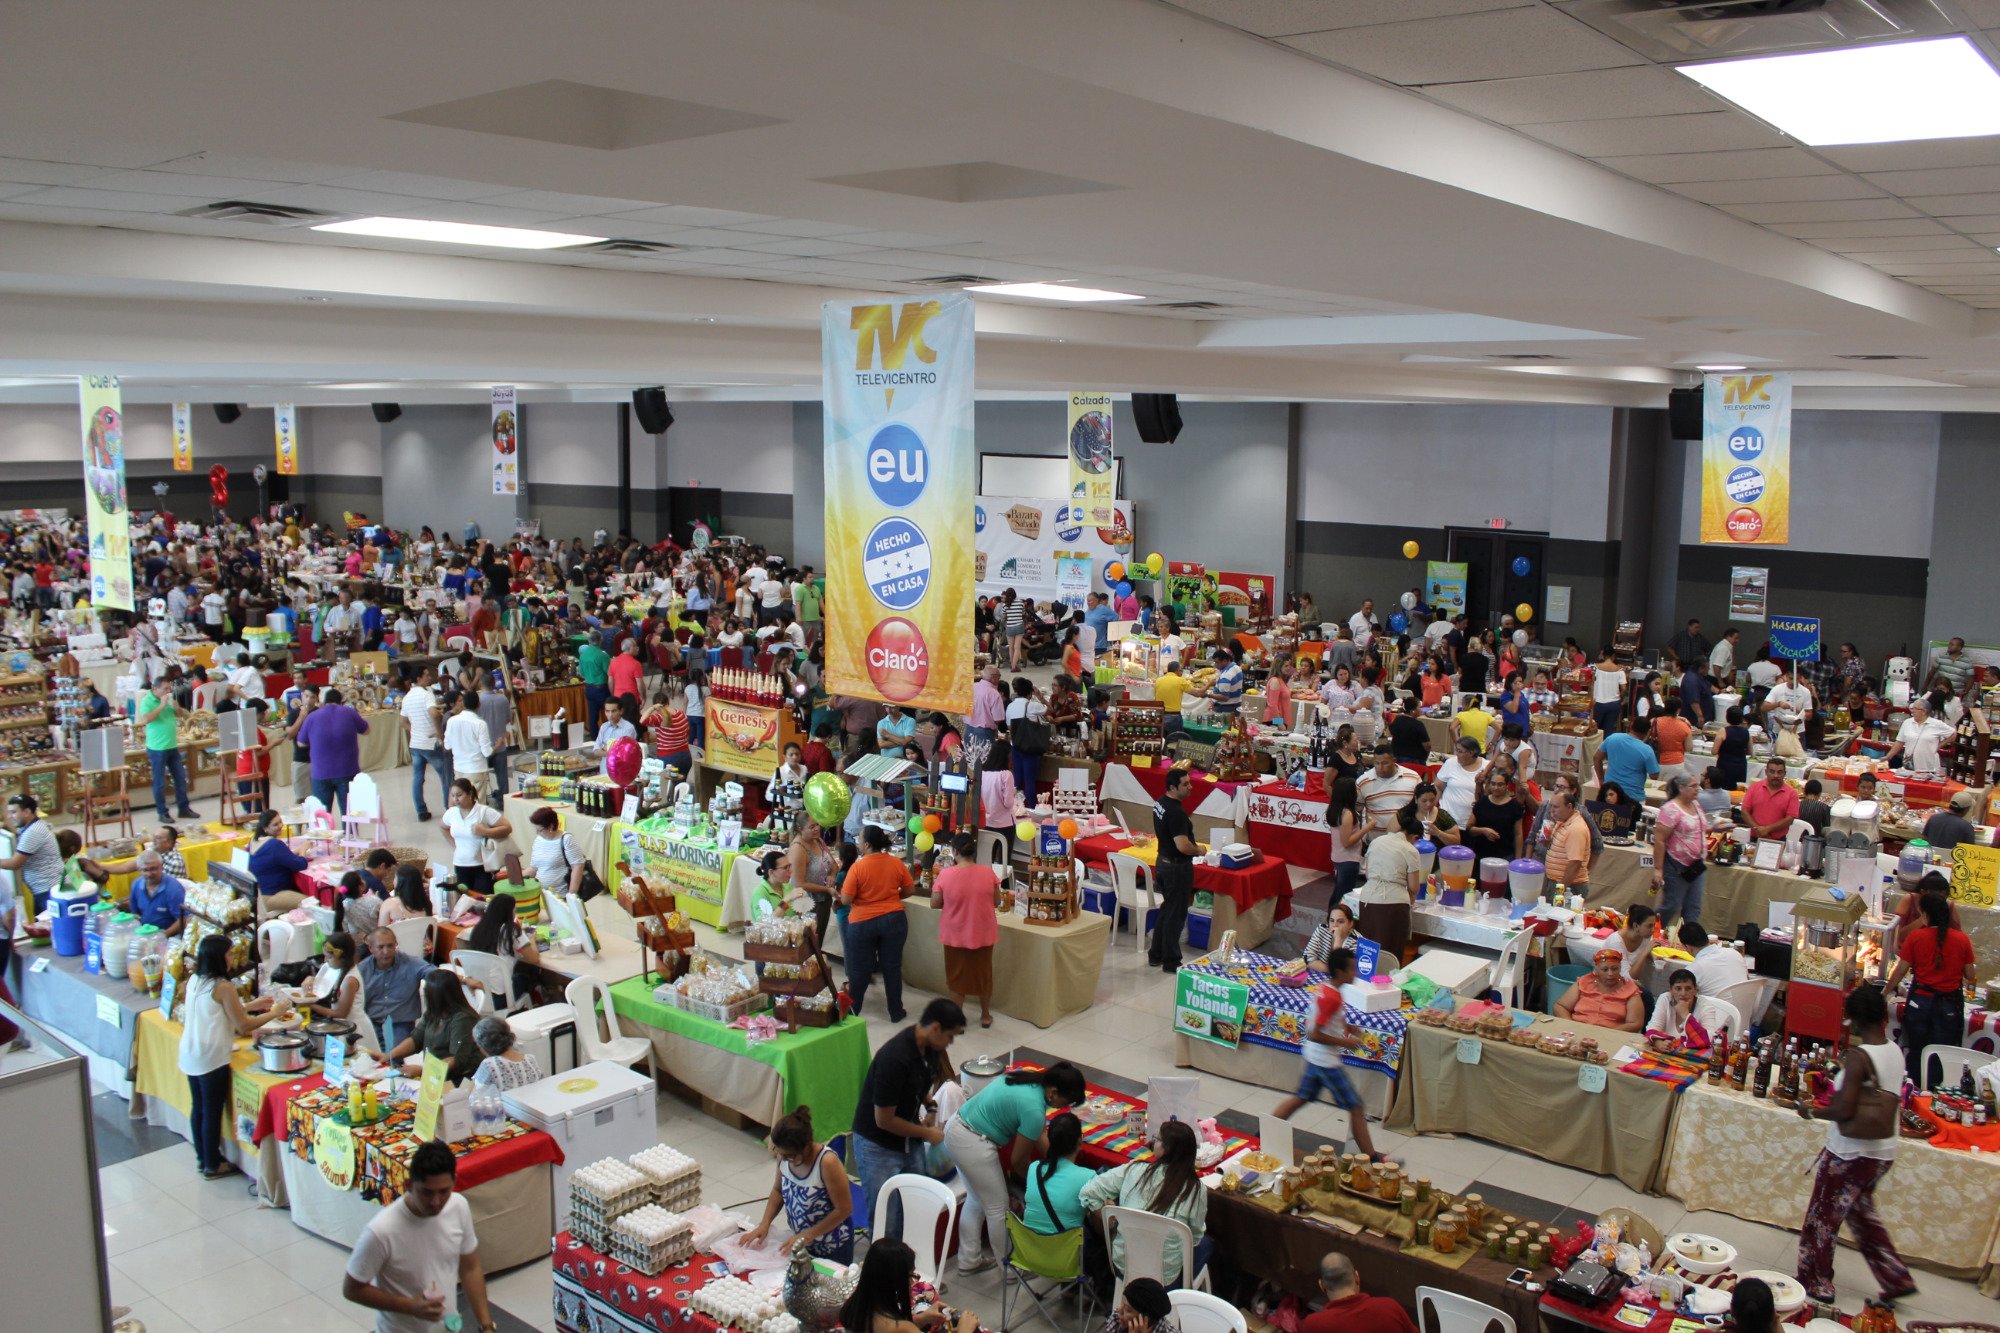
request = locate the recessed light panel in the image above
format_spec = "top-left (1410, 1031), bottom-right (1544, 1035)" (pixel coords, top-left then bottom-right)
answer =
top-left (1679, 37), bottom-right (2000, 146)
top-left (312, 217), bottom-right (607, 250)
top-left (964, 281), bottom-right (1143, 302)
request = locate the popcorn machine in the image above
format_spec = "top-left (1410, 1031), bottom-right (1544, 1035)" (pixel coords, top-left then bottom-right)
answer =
top-left (1786, 883), bottom-right (1868, 1044)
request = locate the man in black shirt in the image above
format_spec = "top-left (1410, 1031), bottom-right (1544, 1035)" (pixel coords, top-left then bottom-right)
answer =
top-left (1149, 766), bottom-right (1201, 972)
top-left (851, 999), bottom-right (965, 1234)
top-left (1386, 698), bottom-right (1431, 766)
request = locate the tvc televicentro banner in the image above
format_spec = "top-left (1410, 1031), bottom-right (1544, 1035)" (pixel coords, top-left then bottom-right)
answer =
top-left (78, 374), bottom-right (134, 611)
top-left (1700, 372), bottom-right (1790, 545)
top-left (821, 294), bottom-right (975, 714)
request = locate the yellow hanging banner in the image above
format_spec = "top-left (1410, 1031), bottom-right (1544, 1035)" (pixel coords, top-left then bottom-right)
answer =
top-left (77, 375), bottom-right (133, 611)
top-left (1950, 842), bottom-right (2000, 908)
top-left (1067, 392), bottom-right (1115, 527)
top-left (273, 402), bottom-right (299, 476)
top-left (1699, 373), bottom-right (1790, 545)
top-left (171, 402), bottom-right (194, 472)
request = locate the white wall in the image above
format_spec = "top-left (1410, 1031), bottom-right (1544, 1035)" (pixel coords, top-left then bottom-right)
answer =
top-left (656, 401), bottom-right (795, 492)
top-left (0, 401), bottom-right (276, 469)
top-left (304, 405), bottom-right (383, 476)
top-left (518, 403), bottom-right (623, 487)
top-left (1298, 402), bottom-right (1617, 540)
top-left (1677, 408), bottom-right (1938, 558)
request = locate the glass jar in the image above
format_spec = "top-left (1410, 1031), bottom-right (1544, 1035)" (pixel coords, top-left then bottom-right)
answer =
top-left (101, 912), bottom-right (137, 981)
top-left (132, 923), bottom-right (167, 995)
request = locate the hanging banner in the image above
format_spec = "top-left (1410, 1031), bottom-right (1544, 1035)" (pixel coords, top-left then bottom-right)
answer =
top-left (1054, 553), bottom-right (1093, 611)
top-left (273, 402), bottom-right (299, 476)
top-left (77, 374), bottom-right (133, 611)
top-left (975, 495), bottom-right (1131, 604)
top-left (171, 402), bottom-right (194, 472)
top-left (491, 384), bottom-right (519, 495)
top-left (1728, 566), bottom-right (1768, 622)
top-left (1067, 392), bottom-right (1115, 525)
top-left (822, 294), bottom-right (975, 713)
top-left (1700, 372), bottom-right (1791, 544)
top-left (1425, 561), bottom-right (1468, 621)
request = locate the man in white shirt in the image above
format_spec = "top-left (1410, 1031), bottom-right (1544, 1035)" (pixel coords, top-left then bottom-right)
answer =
top-left (1887, 698), bottom-right (1952, 775)
top-left (166, 580), bottom-right (191, 628)
top-left (400, 664), bottom-right (450, 821)
top-left (1708, 628), bottom-right (1739, 681)
top-left (344, 1140), bottom-right (495, 1333)
top-left (225, 653), bottom-right (265, 703)
top-left (1761, 674), bottom-right (1814, 740)
top-left (444, 689), bottom-right (495, 799)
top-left (1355, 743), bottom-right (1419, 843)
top-left (1348, 599), bottom-right (1377, 648)
top-left (200, 586), bottom-right (227, 639)
top-left (1679, 919), bottom-right (1752, 996)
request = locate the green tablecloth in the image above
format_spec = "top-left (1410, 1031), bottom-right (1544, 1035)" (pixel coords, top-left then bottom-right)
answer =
top-left (607, 976), bottom-right (868, 1135)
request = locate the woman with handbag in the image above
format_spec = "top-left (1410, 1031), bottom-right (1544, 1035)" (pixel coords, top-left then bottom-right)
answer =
top-left (1794, 984), bottom-right (1916, 1307)
top-left (526, 804), bottom-right (606, 900)
top-left (1649, 775), bottom-right (1708, 927)
top-left (440, 778), bottom-right (510, 897)
top-left (1005, 677), bottom-right (1049, 805)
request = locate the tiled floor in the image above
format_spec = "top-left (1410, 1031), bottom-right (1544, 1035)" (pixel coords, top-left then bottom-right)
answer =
top-left (86, 746), bottom-right (2000, 1332)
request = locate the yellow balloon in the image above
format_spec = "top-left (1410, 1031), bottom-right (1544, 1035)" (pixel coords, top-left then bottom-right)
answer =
top-left (1147, 552), bottom-right (1165, 572)
top-left (1015, 819), bottom-right (1037, 842)
top-left (1516, 603), bottom-right (1534, 623)
top-left (914, 831), bottom-right (935, 854)
top-left (1402, 541), bottom-right (1420, 560)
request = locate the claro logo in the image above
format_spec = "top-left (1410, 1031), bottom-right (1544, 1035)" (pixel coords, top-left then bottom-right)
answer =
top-left (1726, 506), bottom-right (1764, 542)
top-left (866, 617), bottom-right (930, 701)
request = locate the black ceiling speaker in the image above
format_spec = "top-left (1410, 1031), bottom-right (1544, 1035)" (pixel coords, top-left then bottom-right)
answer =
top-left (370, 402), bottom-right (402, 424)
top-left (632, 386), bottom-right (674, 435)
top-left (1131, 392), bottom-right (1182, 444)
top-left (212, 403), bottom-right (243, 425)
top-left (1667, 386), bottom-right (1703, 441)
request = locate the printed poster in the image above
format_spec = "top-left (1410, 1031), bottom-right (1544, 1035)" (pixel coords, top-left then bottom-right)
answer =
top-left (1767, 614), bottom-right (1820, 662)
top-left (703, 697), bottom-right (782, 779)
top-left (1700, 372), bottom-right (1791, 544)
top-left (492, 384), bottom-right (519, 495)
top-left (1949, 843), bottom-right (1999, 908)
top-left (273, 402), bottom-right (299, 476)
top-left (171, 401), bottom-right (194, 472)
top-left (1425, 561), bottom-right (1468, 621)
top-left (77, 374), bottom-right (133, 611)
top-left (976, 496), bottom-right (1132, 604)
top-left (1174, 970), bottom-right (1247, 1048)
top-left (1067, 391), bottom-right (1115, 525)
top-left (1729, 566), bottom-right (1768, 622)
top-left (1216, 571), bottom-right (1274, 621)
top-left (1054, 553), bottom-right (1093, 611)
top-left (823, 294), bottom-right (975, 713)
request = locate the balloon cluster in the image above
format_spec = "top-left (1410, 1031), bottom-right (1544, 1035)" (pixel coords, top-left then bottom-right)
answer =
top-left (1106, 552), bottom-right (1166, 592)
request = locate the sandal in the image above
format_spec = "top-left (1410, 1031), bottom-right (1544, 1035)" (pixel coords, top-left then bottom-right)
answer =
top-left (980, 1016), bottom-right (993, 1028)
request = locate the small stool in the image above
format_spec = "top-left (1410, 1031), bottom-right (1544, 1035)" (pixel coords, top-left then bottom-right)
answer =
top-left (81, 770), bottom-right (136, 843)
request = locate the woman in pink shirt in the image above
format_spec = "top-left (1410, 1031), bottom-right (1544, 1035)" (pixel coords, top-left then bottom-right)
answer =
top-left (1264, 664), bottom-right (1295, 727)
top-left (979, 742), bottom-right (1018, 831)
top-left (935, 831), bottom-right (1001, 1027)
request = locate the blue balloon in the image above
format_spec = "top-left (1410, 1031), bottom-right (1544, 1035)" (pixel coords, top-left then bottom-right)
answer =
top-left (1115, 581), bottom-right (1133, 599)
top-left (1511, 556), bottom-right (1531, 577)
top-left (1388, 612), bottom-right (1408, 634)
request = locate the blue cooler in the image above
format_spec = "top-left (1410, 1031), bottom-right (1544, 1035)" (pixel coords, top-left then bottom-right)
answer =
top-left (1186, 912), bottom-right (1211, 950)
top-left (50, 888), bottom-right (96, 956)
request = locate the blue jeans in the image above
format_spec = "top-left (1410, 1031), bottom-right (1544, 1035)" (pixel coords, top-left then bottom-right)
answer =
top-left (851, 1133), bottom-right (927, 1240)
top-left (488, 746), bottom-right (513, 797)
top-left (148, 747), bottom-right (195, 818)
top-left (1331, 860), bottom-right (1361, 908)
top-left (411, 746), bottom-right (453, 817)
top-left (312, 775), bottom-right (353, 815)
top-left (585, 683), bottom-right (609, 735)
top-left (1660, 857), bottom-right (1706, 924)
top-left (1010, 746), bottom-right (1039, 806)
top-left (845, 910), bottom-right (909, 1019)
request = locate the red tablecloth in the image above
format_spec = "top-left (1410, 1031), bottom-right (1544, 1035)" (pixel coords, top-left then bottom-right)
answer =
top-left (1823, 767), bottom-right (1963, 809)
top-left (1099, 761), bottom-right (1248, 811)
top-left (1072, 833), bottom-right (1294, 923)
top-left (1246, 780), bottom-right (1335, 875)
top-left (553, 1233), bottom-right (728, 1333)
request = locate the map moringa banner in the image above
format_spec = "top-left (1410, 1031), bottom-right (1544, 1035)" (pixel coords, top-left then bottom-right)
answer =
top-left (822, 294), bottom-right (975, 714)
top-left (1700, 372), bottom-right (1791, 545)
top-left (77, 374), bottom-right (133, 611)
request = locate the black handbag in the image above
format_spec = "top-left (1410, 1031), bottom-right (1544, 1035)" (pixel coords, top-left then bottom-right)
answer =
top-left (563, 834), bottom-right (609, 902)
top-left (1009, 712), bottom-right (1052, 755)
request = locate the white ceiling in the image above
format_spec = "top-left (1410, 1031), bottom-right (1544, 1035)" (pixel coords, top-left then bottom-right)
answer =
top-left (0, 0), bottom-right (1999, 409)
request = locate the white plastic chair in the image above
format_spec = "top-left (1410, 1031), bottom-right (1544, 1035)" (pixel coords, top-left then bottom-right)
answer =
top-left (1711, 977), bottom-right (1772, 1029)
top-left (258, 919), bottom-right (310, 966)
top-left (1693, 995), bottom-right (1744, 1044)
top-left (1486, 929), bottom-right (1532, 1010)
top-left (450, 947), bottom-right (515, 1015)
top-left (873, 1173), bottom-right (958, 1287)
top-left (1107, 853), bottom-right (1159, 954)
top-left (564, 974), bottom-right (657, 1082)
top-left (1918, 1043), bottom-right (1986, 1092)
top-left (1168, 1290), bottom-right (1246, 1333)
top-left (339, 773), bottom-right (389, 851)
top-left (977, 829), bottom-right (1010, 867)
top-left (1418, 1286), bottom-right (1516, 1333)
top-left (1102, 1205), bottom-right (1208, 1292)
top-left (390, 914), bottom-right (436, 962)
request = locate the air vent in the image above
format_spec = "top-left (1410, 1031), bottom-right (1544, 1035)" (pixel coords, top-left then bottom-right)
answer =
top-left (1488, 352), bottom-right (1561, 361)
top-left (902, 274), bottom-right (996, 288)
top-left (561, 238), bottom-right (676, 256)
top-left (174, 200), bottom-right (334, 226)
top-left (1835, 353), bottom-right (1926, 360)
top-left (1565, 0), bottom-right (1953, 62)
top-left (1159, 301), bottom-right (1223, 310)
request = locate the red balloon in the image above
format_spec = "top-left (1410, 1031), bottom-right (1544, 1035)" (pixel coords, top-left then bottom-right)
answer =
top-left (604, 737), bottom-right (643, 786)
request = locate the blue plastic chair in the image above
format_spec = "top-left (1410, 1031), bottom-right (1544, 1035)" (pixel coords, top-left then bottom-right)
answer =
top-left (1545, 963), bottom-right (1590, 1014)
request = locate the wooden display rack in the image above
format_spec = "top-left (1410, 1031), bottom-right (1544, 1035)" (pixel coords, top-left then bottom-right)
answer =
top-left (625, 873), bottom-right (698, 985)
top-left (1107, 700), bottom-right (1166, 764)
top-left (745, 925), bottom-right (839, 1030)
top-left (1022, 848), bottom-right (1079, 926)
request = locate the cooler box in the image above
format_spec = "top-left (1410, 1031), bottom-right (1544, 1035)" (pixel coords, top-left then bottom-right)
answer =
top-left (1215, 844), bottom-right (1255, 871)
top-left (504, 1060), bottom-right (659, 1232)
top-left (507, 1004), bottom-right (582, 1077)
top-left (1185, 912), bottom-right (1211, 950)
top-left (1401, 946), bottom-right (1493, 998)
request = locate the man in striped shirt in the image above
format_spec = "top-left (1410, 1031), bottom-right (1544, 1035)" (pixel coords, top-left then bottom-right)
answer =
top-left (1354, 743), bottom-right (1418, 845)
top-left (1204, 648), bottom-right (1245, 715)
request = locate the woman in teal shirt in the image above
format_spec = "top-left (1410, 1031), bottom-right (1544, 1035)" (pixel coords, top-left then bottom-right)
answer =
top-left (943, 1063), bottom-right (1086, 1273)
top-left (1022, 1112), bottom-right (1093, 1236)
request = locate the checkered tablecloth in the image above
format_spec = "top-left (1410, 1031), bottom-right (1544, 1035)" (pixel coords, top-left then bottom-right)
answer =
top-left (1184, 951), bottom-right (1408, 1079)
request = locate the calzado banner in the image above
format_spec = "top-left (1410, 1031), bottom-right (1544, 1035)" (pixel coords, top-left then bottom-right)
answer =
top-left (1701, 372), bottom-right (1790, 545)
top-left (822, 294), bottom-right (975, 713)
top-left (1067, 391), bottom-right (1115, 525)
top-left (78, 375), bottom-right (133, 611)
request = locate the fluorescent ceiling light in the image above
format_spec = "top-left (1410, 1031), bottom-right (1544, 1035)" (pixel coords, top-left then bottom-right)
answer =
top-left (1696, 363), bottom-right (1747, 372)
top-left (311, 216), bottom-right (607, 249)
top-left (1678, 37), bottom-right (2000, 146)
top-left (964, 281), bottom-right (1144, 302)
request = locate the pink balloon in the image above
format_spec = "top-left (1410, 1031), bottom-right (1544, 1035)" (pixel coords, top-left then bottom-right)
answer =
top-left (605, 737), bottom-right (643, 786)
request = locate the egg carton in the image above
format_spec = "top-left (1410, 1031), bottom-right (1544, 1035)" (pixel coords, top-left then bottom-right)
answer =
top-left (758, 1315), bottom-right (801, 1333)
top-left (608, 1205), bottom-right (696, 1275)
top-left (689, 1277), bottom-right (785, 1328)
top-left (568, 1157), bottom-right (651, 1222)
top-left (568, 1214), bottom-right (612, 1255)
top-left (628, 1145), bottom-right (703, 1206)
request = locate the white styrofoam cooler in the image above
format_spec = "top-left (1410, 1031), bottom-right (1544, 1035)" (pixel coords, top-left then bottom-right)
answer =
top-left (1400, 946), bottom-right (1494, 998)
top-left (504, 1060), bottom-right (658, 1231)
top-left (507, 1003), bottom-right (582, 1077)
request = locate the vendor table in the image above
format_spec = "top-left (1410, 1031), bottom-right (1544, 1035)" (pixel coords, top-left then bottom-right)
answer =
top-left (1170, 949), bottom-right (1407, 1118)
top-left (267, 707), bottom-right (409, 782)
top-left (517, 684), bottom-right (586, 739)
top-left (97, 826), bottom-right (250, 903)
top-left (1072, 829), bottom-right (1293, 950)
top-left (1097, 761), bottom-right (1250, 830)
top-left (607, 975), bottom-right (867, 1133)
top-left (129, 1008), bottom-right (305, 1187)
top-left (822, 901), bottom-right (1112, 1029)
top-left (1661, 1076), bottom-right (2000, 1281)
top-left (1590, 843), bottom-right (1812, 935)
top-left (1244, 780), bottom-right (1335, 875)
top-left (1386, 1014), bottom-right (1681, 1193)
top-left (268, 1076), bottom-right (561, 1271)
top-left (553, 1234), bottom-right (736, 1333)
top-left (13, 946), bottom-right (150, 1082)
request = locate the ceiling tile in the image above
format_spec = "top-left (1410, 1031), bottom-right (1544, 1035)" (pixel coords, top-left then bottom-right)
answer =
top-left (606, 204), bottom-right (779, 227)
top-left (1417, 65), bottom-right (1718, 123)
top-left (475, 189), bottom-right (664, 214)
top-left (322, 170), bottom-right (508, 201)
top-left (396, 201), bottom-right (577, 227)
top-left (1819, 135), bottom-right (2000, 174)
top-left (734, 237), bottom-right (877, 257)
top-left (1767, 218), bottom-right (1950, 238)
top-left (1163, 1), bottom-right (1529, 38)
top-left (1875, 260), bottom-right (2000, 275)
top-left (1722, 199), bottom-right (1921, 223)
top-left (1282, 7), bottom-right (1641, 84)
top-left (1839, 248), bottom-right (1993, 265)
top-left (1519, 112), bottom-right (1786, 157)
top-left (1863, 166), bottom-right (2000, 196)
top-left (0, 156), bottom-right (115, 188)
top-left (1592, 147), bottom-right (1836, 185)
top-left (1958, 0), bottom-right (2000, 22)
top-left (1929, 213), bottom-right (2000, 230)
top-left (1667, 176), bottom-right (1882, 206)
top-left (143, 152), bottom-right (356, 184)
top-left (0, 132), bottom-right (192, 169)
top-left (8, 185), bottom-right (212, 212)
top-left (1815, 234), bottom-right (1982, 253)
top-left (1961, 232), bottom-right (2000, 245)
top-left (1906, 192), bottom-right (2000, 216)
top-left (82, 169), bottom-right (313, 200)
top-left (0, 202), bottom-right (148, 225)
top-left (732, 218), bottom-right (871, 238)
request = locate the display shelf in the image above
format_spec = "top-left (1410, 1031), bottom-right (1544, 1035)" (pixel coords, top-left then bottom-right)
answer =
top-left (1107, 700), bottom-right (1166, 764)
top-left (1021, 849), bottom-right (1079, 926)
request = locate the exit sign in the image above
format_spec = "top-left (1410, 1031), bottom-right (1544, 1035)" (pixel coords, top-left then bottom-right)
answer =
top-left (1487, 517), bottom-right (1508, 529)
